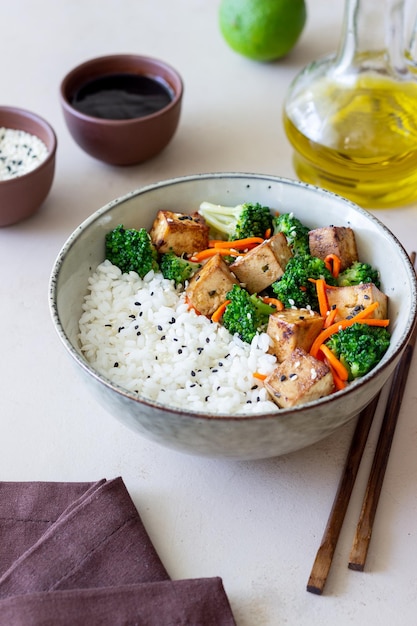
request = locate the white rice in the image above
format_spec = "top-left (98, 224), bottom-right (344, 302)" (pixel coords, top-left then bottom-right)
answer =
top-left (78, 260), bottom-right (279, 415)
top-left (0, 127), bottom-right (48, 180)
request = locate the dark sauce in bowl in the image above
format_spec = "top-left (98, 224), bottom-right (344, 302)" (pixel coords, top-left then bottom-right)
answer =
top-left (70, 73), bottom-right (173, 120)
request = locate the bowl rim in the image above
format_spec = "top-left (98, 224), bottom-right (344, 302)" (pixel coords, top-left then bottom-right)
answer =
top-left (59, 53), bottom-right (184, 126)
top-left (0, 105), bottom-right (57, 186)
top-left (49, 172), bottom-right (417, 422)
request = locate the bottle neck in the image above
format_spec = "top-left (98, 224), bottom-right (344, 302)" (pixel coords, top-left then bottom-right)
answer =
top-left (333, 0), bottom-right (408, 78)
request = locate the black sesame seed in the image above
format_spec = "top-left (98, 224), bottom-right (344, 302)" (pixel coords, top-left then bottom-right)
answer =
top-left (212, 369), bottom-right (218, 373)
top-left (178, 349), bottom-right (183, 354)
top-left (134, 301), bottom-right (140, 306)
top-left (157, 325), bottom-right (163, 331)
top-left (191, 370), bottom-right (196, 376)
top-left (160, 335), bottom-right (166, 340)
top-left (114, 362), bottom-right (119, 367)
top-left (280, 375), bottom-right (287, 382)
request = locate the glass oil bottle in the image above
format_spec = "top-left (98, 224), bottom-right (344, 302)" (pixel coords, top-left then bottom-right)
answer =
top-left (283, 0), bottom-right (417, 208)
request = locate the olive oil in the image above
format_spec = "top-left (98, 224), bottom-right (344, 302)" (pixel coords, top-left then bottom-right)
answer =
top-left (284, 74), bottom-right (417, 208)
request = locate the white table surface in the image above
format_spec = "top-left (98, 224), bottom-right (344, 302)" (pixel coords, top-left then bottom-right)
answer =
top-left (1, 2), bottom-right (417, 624)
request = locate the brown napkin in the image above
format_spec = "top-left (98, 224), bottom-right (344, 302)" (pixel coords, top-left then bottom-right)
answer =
top-left (0, 477), bottom-right (236, 625)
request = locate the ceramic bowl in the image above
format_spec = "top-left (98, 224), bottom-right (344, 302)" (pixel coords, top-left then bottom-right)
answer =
top-left (60, 54), bottom-right (183, 165)
top-left (0, 106), bottom-right (57, 227)
top-left (49, 173), bottom-right (417, 460)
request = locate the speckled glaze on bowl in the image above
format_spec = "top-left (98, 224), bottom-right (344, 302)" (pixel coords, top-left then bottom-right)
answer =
top-left (0, 106), bottom-right (57, 227)
top-left (49, 173), bottom-right (417, 460)
top-left (60, 54), bottom-right (183, 165)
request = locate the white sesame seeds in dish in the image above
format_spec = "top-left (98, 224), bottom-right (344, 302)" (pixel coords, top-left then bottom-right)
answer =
top-left (0, 127), bottom-right (48, 180)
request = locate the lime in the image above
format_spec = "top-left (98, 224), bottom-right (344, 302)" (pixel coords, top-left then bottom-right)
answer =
top-left (219, 0), bottom-right (307, 62)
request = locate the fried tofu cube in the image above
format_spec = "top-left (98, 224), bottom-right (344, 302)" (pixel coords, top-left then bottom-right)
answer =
top-left (264, 348), bottom-right (335, 408)
top-left (267, 308), bottom-right (325, 362)
top-left (308, 226), bottom-right (359, 271)
top-left (149, 210), bottom-right (209, 255)
top-left (326, 283), bottom-right (388, 322)
top-left (229, 233), bottom-right (292, 293)
top-left (185, 253), bottom-right (238, 316)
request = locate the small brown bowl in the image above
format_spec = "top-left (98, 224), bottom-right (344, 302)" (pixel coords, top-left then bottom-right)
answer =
top-left (60, 54), bottom-right (184, 166)
top-left (0, 106), bottom-right (57, 227)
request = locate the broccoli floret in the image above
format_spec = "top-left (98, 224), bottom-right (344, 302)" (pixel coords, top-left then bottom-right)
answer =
top-left (273, 212), bottom-right (310, 256)
top-left (105, 224), bottom-right (159, 277)
top-left (159, 251), bottom-right (201, 285)
top-left (222, 284), bottom-right (275, 343)
top-left (326, 323), bottom-right (390, 380)
top-left (337, 261), bottom-right (381, 289)
top-left (198, 201), bottom-right (273, 241)
top-left (271, 254), bottom-right (337, 310)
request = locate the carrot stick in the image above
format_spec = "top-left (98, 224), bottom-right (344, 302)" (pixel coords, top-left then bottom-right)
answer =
top-left (264, 228), bottom-right (272, 239)
top-left (262, 296), bottom-right (284, 311)
top-left (324, 306), bottom-right (339, 328)
top-left (190, 248), bottom-right (241, 262)
top-left (329, 364), bottom-right (348, 391)
top-left (211, 299), bottom-right (231, 323)
top-left (253, 372), bottom-right (268, 381)
top-left (310, 317), bottom-right (389, 358)
top-left (315, 278), bottom-right (330, 318)
top-left (319, 343), bottom-right (349, 381)
top-left (324, 254), bottom-right (342, 278)
top-left (352, 301), bottom-right (379, 320)
top-left (213, 236), bottom-right (264, 249)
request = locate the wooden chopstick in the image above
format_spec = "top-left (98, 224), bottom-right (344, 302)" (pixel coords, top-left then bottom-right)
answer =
top-left (348, 301), bottom-right (417, 570)
top-left (306, 394), bottom-right (381, 594)
top-left (307, 251), bottom-right (416, 594)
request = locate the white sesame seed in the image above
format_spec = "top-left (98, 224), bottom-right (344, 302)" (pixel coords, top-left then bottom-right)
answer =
top-left (0, 127), bottom-right (48, 180)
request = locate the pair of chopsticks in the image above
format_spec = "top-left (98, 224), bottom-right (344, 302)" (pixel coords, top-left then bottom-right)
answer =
top-left (307, 252), bottom-right (417, 595)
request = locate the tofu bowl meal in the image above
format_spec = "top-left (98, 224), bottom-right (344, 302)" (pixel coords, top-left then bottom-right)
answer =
top-left (49, 173), bottom-right (417, 460)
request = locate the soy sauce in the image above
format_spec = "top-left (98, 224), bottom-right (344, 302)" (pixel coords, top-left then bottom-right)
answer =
top-left (70, 73), bottom-right (173, 120)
